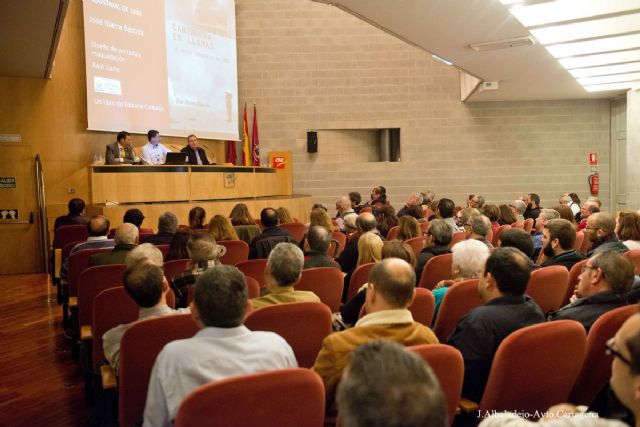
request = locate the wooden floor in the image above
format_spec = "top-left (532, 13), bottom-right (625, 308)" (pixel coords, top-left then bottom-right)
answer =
top-left (0, 274), bottom-right (91, 426)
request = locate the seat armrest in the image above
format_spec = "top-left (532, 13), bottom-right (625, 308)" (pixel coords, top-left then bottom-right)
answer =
top-left (68, 297), bottom-right (78, 308)
top-left (54, 249), bottom-right (62, 279)
top-left (459, 398), bottom-right (479, 413)
top-left (100, 365), bottom-right (117, 390)
top-left (80, 325), bottom-right (92, 341)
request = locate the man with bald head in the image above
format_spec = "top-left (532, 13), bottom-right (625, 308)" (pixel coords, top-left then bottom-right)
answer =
top-left (89, 222), bottom-right (138, 266)
top-left (60, 215), bottom-right (115, 279)
top-left (335, 196), bottom-right (357, 233)
top-left (337, 211), bottom-right (378, 274)
top-left (313, 258), bottom-right (439, 410)
top-left (586, 212), bottom-right (629, 256)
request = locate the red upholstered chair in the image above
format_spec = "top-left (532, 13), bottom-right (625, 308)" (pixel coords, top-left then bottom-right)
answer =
top-left (188, 275), bottom-right (260, 304)
top-left (433, 279), bottom-right (482, 342)
top-left (236, 259), bottom-right (268, 288)
top-left (331, 231), bottom-right (347, 257)
top-left (511, 221), bottom-right (524, 230)
top-left (463, 320), bottom-right (587, 415)
top-left (163, 259), bottom-right (190, 283)
top-left (418, 253), bottom-right (453, 290)
top-left (139, 232), bottom-right (154, 242)
top-left (409, 288), bottom-right (436, 327)
top-left (61, 241), bottom-right (84, 263)
top-left (219, 240), bottom-right (249, 265)
top-left (346, 262), bottom-right (376, 301)
top-left (174, 369), bottom-right (325, 427)
top-left (280, 222), bottom-right (307, 243)
top-left (570, 304), bottom-right (638, 406)
top-left (54, 224), bottom-right (88, 249)
top-left (119, 314), bottom-right (200, 427)
top-left (562, 259), bottom-right (588, 307)
top-left (492, 224), bottom-right (511, 247)
top-left (625, 249), bottom-right (640, 275)
top-left (386, 226), bottom-right (399, 240)
top-left (525, 265), bottom-right (569, 314)
top-left (244, 302), bottom-right (332, 368)
top-left (255, 219), bottom-right (263, 231)
top-left (296, 267), bottom-right (344, 312)
top-left (156, 244), bottom-right (170, 260)
top-left (420, 221), bottom-right (430, 234)
top-left (409, 344), bottom-right (464, 425)
top-left (406, 236), bottom-right (427, 255)
top-left (78, 264), bottom-right (127, 336)
top-left (580, 233), bottom-right (592, 255)
top-left (449, 232), bottom-right (466, 248)
top-left (574, 231), bottom-right (585, 252)
top-left (68, 248), bottom-right (114, 298)
top-left (523, 218), bottom-right (534, 234)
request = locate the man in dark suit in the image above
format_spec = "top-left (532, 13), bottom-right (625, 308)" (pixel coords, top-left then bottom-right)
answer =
top-left (89, 223), bottom-right (138, 266)
top-left (105, 131), bottom-right (139, 165)
top-left (180, 134), bottom-right (211, 165)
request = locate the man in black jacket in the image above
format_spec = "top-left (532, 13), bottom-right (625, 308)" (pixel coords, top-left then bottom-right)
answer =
top-left (180, 134), bottom-right (211, 165)
top-left (540, 219), bottom-right (585, 270)
top-left (415, 219), bottom-right (452, 285)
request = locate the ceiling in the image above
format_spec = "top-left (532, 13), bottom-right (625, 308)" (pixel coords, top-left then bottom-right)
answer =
top-left (0, 0), bottom-right (68, 79)
top-left (313, 0), bottom-right (631, 101)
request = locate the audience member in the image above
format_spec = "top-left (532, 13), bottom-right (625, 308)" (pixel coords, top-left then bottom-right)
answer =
top-left (499, 228), bottom-right (535, 260)
top-left (468, 194), bottom-right (485, 210)
top-left (464, 213), bottom-right (493, 248)
top-left (523, 193), bottom-right (541, 221)
top-left (335, 196), bottom-right (357, 233)
top-left (309, 207), bottom-right (335, 232)
top-left (143, 265), bottom-right (297, 426)
top-left (188, 206), bottom-right (206, 230)
top-left (587, 212), bottom-right (629, 256)
top-left (396, 216), bottom-right (421, 241)
top-left (548, 251), bottom-right (632, 331)
top-left (364, 186), bottom-right (388, 209)
top-left (165, 229), bottom-right (192, 261)
top-left (313, 258), bottom-right (439, 409)
top-left (124, 243), bottom-right (164, 269)
top-left (356, 232), bottom-right (384, 266)
top-left (171, 233), bottom-right (227, 308)
top-left (448, 247), bottom-right (545, 402)
top-left (208, 215), bottom-right (240, 241)
top-left (275, 206), bottom-right (294, 224)
top-left (54, 198), bottom-right (89, 230)
top-left (229, 203), bottom-right (260, 244)
top-left (555, 205), bottom-right (578, 228)
top-left (403, 204), bottom-right (425, 221)
top-left (349, 191), bottom-right (363, 213)
top-left (437, 198), bottom-right (463, 232)
top-left (616, 211), bottom-right (640, 251)
top-left (338, 212), bottom-right (377, 274)
top-left (122, 208), bottom-right (147, 230)
top-left (336, 340), bottom-right (447, 427)
top-left (539, 219), bottom-right (585, 270)
top-left (532, 209), bottom-right (560, 261)
top-left (303, 226), bottom-right (341, 270)
top-left (248, 208), bottom-right (294, 259)
top-left (89, 223), bottom-right (138, 266)
top-left (376, 204), bottom-right (398, 238)
top-left (60, 216), bottom-right (114, 279)
top-left (142, 212), bottom-right (179, 245)
top-left (510, 200), bottom-right (526, 223)
top-left (415, 219), bottom-right (453, 284)
top-left (103, 257), bottom-right (188, 373)
top-left (588, 196), bottom-right (602, 209)
top-left (560, 194), bottom-right (580, 218)
top-left (397, 192), bottom-right (423, 217)
top-left (251, 243), bottom-right (320, 308)
top-left (483, 204), bottom-right (501, 235)
top-left (577, 201), bottom-right (600, 231)
top-left (498, 204), bottom-right (517, 225)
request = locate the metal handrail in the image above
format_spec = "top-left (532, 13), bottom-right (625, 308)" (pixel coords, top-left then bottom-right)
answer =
top-left (35, 154), bottom-right (49, 274)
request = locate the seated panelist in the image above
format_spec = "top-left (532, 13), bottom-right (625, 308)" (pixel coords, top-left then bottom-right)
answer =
top-left (105, 131), bottom-right (140, 165)
top-left (180, 134), bottom-right (211, 165)
top-left (141, 129), bottom-right (171, 165)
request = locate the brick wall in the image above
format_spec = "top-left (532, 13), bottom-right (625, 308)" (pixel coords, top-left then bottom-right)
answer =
top-left (236, 0), bottom-right (611, 212)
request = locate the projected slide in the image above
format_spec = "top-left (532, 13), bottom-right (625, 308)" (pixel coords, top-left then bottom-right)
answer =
top-left (83, 0), bottom-right (239, 141)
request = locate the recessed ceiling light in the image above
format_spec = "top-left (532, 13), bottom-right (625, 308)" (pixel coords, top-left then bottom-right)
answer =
top-left (509, 0), bottom-right (640, 27)
top-left (531, 13), bottom-right (640, 45)
top-left (569, 61), bottom-right (640, 77)
top-left (583, 80), bottom-right (640, 92)
top-left (559, 49), bottom-right (640, 69)
top-left (546, 33), bottom-right (640, 58)
top-left (432, 54), bottom-right (453, 66)
top-left (577, 72), bottom-right (640, 86)
top-left (469, 36), bottom-right (535, 51)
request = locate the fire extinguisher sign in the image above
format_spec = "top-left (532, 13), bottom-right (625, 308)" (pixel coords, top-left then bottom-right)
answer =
top-left (589, 153), bottom-right (598, 166)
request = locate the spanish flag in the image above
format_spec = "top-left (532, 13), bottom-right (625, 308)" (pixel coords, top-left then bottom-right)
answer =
top-left (242, 103), bottom-right (250, 166)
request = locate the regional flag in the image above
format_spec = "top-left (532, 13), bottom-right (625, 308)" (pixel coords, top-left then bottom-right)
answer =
top-left (251, 104), bottom-right (260, 166)
top-left (242, 103), bottom-right (250, 166)
top-left (225, 140), bottom-right (237, 165)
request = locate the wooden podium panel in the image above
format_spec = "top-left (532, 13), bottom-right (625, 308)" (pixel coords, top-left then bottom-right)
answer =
top-left (91, 166), bottom-right (190, 204)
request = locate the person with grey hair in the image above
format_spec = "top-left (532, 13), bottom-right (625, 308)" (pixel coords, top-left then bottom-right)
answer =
top-left (338, 212), bottom-right (378, 274)
top-left (125, 243), bottom-right (164, 270)
top-left (142, 211), bottom-right (179, 245)
top-left (89, 222), bottom-right (139, 266)
top-left (415, 219), bottom-right (453, 285)
top-left (586, 212), bottom-right (629, 256)
top-left (171, 233), bottom-right (227, 308)
top-left (303, 226), bottom-right (340, 270)
top-left (252, 242), bottom-right (321, 309)
top-left (397, 192), bottom-right (424, 218)
top-left (509, 199), bottom-right (527, 222)
top-left (464, 213), bottom-right (493, 248)
top-left (577, 201), bottom-right (600, 231)
top-left (143, 266), bottom-right (297, 427)
top-left (559, 193), bottom-right (580, 217)
top-left (468, 194), bottom-right (485, 210)
top-left (337, 340), bottom-right (447, 427)
top-left (335, 195), bottom-right (357, 233)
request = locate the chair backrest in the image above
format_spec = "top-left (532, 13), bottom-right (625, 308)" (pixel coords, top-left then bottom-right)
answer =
top-left (328, 240), bottom-right (339, 258)
top-left (580, 232), bottom-right (592, 254)
top-left (68, 247), bottom-right (113, 297)
top-left (219, 240), bottom-right (250, 265)
top-left (61, 240), bottom-right (83, 263)
top-left (448, 232), bottom-right (466, 248)
top-left (523, 218), bottom-right (534, 234)
top-left (331, 231), bottom-right (347, 257)
top-left (91, 287), bottom-right (176, 367)
top-left (234, 224), bottom-right (261, 245)
top-left (156, 244), bottom-right (170, 260)
top-left (409, 344), bottom-right (464, 425)
top-left (163, 258), bottom-right (190, 283)
top-left (624, 249), bottom-right (640, 275)
top-left (418, 253), bottom-right (453, 290)
top-left (174, 368), bottom-right (325, 427)
top-left (279, 222), bottom-right (307, 243)
top-left (78, 264), bottom-right (127, 328)
top-left (119, 314), bottom-right (200, 427)
top-left (492, 224), bottom-right (511, 247)
top-left (253, 235), bottom-right (295, 259)
top-left (574, 231), bottom-right (585, 252)
top-left (346, 262), bottom-right (376, 301)
top-left (296, 267), bottom-right (344, 312)
top-left (479, 320), bottom-right (587, 414)
top-left (236, 259), bottom-right (268, 288)
top-left (386, 226), bottom-right (399, 240)
top-left (570, 304), bottom-right (638, 406)
top-left (244, 302), bottom-right (332, 368)
top-left (188, 275), bottom-right (260, 305)
top-left (54, 224), bottom-right (88, 249)
top-left (525, 265), bottom-right (569, 314)
top-left (406, 236), bottom-right (427, 255)
top-left (563, 259), bottom-right (588, 307)
top-left (138, 232), bottom-right (154, 242)
top-left (409, 288), bottom-right (436, 327)
top-left (433, 279), bottom-right (482, 342)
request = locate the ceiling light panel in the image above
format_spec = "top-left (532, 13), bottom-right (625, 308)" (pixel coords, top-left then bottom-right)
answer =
top-left (510, 0), bottom-right (640, 27)
top-left (530, 13), bottom-right (640, 45)
top-left (546, 33), bottom-right (640, 58)
top-left (584, 80), bottom-right (640, 92)
top-left (577, 72), bottom-right (640, 85)
top-left (559, 49), bottom-right (640, 69)
top-left (568, 61), bottom-right (640, 78)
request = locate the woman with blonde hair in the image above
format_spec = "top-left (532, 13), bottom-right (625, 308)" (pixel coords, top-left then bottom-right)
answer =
top-left (208, 215), bottom-right (239, 241)
top-left (356, 232), bottom-right (383, 266)
top-left (276, 207), bottom-right (295, 224)
top-left (229, 203), bottom-right (256, 226)
top-left (396, 216), bottom-right (420, 241)
top-left (309, 207), bottom-right (335, 231)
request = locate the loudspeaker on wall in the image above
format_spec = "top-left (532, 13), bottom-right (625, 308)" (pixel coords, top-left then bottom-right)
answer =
top-left (307, 131), bottom-right (318, 153)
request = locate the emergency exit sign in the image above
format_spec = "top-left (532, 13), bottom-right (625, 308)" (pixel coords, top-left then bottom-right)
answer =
top-left (589, 153), bottom-right (598, 166)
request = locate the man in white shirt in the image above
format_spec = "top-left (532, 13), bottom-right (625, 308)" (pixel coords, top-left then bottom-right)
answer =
top-left (141, 129), bottom-right (170, 165)
top-left (335, 195), bottom-right (357, 233)
top-left (143, 265), bottom-right (297, 427)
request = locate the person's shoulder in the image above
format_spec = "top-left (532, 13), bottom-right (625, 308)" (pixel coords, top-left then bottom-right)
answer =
top-left (247, 329), bottom-right (292, 348)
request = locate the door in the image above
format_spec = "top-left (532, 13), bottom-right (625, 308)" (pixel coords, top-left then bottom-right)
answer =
top-left (610, 99), bottom-right (627, 212)
top-left (0, 145), bottom-right (42, 274)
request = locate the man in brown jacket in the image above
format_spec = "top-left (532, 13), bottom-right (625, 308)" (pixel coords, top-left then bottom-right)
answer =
top-left (313, 258), bottom-right (439, 409)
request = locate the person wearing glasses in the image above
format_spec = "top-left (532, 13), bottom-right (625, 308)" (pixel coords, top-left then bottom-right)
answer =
top-left (548, 252), bottom-right (633, 332)
top-left (586, 212), bottom-right (629, 257)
